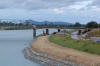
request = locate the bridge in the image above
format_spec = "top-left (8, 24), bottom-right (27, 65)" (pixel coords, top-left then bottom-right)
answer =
top-left (32, 25), bottom-right (85, 38)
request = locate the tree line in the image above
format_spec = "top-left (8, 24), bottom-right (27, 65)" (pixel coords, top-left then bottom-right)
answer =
top-left (35, 21), bottom-right (100, 28)
top-left (0, 22), bottom-right (25, 26)
top-left (74, 21), bottom-right (100, 28)
top-left (0, 21), bottom-right (100, 28)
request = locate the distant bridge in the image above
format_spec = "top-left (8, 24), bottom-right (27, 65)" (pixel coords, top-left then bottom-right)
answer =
top-left (35, 26), bottom-right (85, 29)
top-left (32, 25), bottom-right (85, 38)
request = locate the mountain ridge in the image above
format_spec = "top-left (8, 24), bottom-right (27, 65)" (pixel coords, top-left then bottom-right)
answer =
top-left (26, 20), bottom-right (73, 25)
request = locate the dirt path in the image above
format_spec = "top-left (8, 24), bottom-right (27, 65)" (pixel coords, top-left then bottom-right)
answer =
top-left (31, 36), bottom-right (100, 66)
top-left (71, 31), bottom-right (82, 40)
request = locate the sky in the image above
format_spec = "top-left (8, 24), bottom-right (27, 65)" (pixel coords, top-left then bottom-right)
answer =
top-left (0, 0), bottom-right (100, 24)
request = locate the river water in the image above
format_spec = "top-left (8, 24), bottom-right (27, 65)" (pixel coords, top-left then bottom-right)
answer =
top-left (0, 29), bottom-right (57, 66)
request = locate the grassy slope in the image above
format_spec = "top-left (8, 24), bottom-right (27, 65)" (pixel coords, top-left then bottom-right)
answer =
top-left (88, 29), bottom-right (100, 37)
top-left (49, 34), bottom-right (100, 55)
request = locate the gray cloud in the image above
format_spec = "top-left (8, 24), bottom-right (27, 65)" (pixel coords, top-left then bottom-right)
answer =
top-left (0, 0), bottom-right (87, 10)
top-left (91, 0), bottom-right (100, 6)
top-left (88, 0), bottom-right (100, 7)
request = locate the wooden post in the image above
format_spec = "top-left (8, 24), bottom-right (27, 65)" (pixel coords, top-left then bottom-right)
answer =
top-left (46, 29), bottom-right (49, 35)
top-left (78, 30), bottom-right (82, 35)
top-left (33, 28), bottom-right (36, 38)
top-left (43, 30), bottom-right (46, 36)
top-left (58, 29), bottom-right (60, 32)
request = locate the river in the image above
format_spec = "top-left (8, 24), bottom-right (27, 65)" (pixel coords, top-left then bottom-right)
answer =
top-left (0, 29), bottom-right (57, 66)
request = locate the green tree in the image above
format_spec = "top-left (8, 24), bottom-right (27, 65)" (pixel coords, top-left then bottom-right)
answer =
top-left (98, 23), bottom-right (100, 28)
top-left (86, 21), bottom-right (98, 28)
top-left (74, 22), bottom-right (81, 27)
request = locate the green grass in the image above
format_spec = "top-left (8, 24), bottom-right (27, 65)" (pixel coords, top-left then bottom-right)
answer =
top-left (67, 29), bottom-right (77, 34)
top-left (49, 34), bottom-right (100, 55)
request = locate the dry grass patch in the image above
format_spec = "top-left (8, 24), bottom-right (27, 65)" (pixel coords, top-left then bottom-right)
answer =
top-left (88, 29), bottom-right (100, 37)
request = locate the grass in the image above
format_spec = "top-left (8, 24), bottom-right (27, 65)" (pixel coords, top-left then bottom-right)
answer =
top-left (67, 29), bottom-right (77, 34)
top-left (49, 34), bottom-right (100, 55)
top-left (88, 29), bottom-right (100, 37)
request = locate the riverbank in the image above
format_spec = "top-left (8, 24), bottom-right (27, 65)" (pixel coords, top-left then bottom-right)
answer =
top-left (24, 36), bottom-right (83, 66)
top-left (24, 36), bottom-right (100, 66)
top-left (24, 47), bottom-right (80, 66)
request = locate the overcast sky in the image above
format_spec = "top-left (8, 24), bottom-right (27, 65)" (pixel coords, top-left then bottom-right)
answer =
top-left (0, 0), bottom-right (100, 24)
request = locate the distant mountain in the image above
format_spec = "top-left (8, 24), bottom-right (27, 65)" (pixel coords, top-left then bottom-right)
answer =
top-left (26, 20), bottom-right (73, 25)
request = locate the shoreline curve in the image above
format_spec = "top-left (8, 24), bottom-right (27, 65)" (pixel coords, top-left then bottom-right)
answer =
top-left (23, 36), bottom-right (100, 66)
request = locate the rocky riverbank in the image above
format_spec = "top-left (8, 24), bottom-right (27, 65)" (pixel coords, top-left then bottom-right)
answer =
top-left (23, 36), bottom-right (100, 66)
top-left (23, 35), bottom-right (85, 66)
top-left (23, 46), bottom-right (83, 66)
